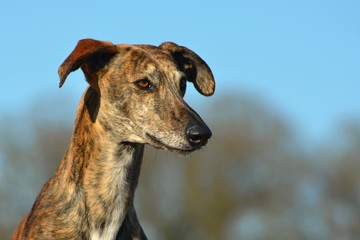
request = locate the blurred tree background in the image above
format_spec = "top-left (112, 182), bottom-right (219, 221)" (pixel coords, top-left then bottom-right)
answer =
top-left (1, 92), bottom-right (359, 240)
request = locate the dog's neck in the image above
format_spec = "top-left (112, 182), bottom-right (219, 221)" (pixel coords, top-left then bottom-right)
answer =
top-left (58, 88), bottom-right (145, 239)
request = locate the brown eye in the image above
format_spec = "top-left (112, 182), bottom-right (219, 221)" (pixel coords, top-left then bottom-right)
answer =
top-left (135, 79), bottom-right (152, 90)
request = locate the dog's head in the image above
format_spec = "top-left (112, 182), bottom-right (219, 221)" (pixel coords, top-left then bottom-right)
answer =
top-left (58, 39), bottom-right (215, 155)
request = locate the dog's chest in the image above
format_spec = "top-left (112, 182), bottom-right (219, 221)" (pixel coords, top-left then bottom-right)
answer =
top-left (89, 152), bottom-right (135, 240)
top-left (89, 191), bottom-right (127, 240)
top-left (89, 208), bottom-right (122, 240)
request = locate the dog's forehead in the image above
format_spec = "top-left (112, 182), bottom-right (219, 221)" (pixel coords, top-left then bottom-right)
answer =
top-left (110, 44), bottom-right (182, 82)
top-left (117, 44), bottom-right (177, 69)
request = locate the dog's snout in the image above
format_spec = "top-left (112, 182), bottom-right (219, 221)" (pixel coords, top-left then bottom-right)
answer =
top-left (186, 121), bottom-right (212, 147)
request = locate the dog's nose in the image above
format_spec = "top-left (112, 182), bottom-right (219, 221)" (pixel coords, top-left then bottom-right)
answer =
top-left (186, 122), bottom-right (212, 147)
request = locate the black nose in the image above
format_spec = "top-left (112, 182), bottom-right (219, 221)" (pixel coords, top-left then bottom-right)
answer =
top-left (186, 122), bottom-right (212, 147)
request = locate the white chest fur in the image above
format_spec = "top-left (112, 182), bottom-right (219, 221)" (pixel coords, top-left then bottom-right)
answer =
top-left (89, 149), bottom-right (135, 240)
top-left (89, 207), bottom-right (122, 240)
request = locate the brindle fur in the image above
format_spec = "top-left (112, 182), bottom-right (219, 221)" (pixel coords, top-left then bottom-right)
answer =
top-left (12, 39), bottom-right (215, 240)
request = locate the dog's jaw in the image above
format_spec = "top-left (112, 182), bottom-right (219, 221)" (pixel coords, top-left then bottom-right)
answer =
top-left (145, 132), bottom-right (199, 155)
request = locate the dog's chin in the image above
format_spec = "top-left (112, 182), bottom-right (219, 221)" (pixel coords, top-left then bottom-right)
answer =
top-left (145, 133), bottom-right (197, 156)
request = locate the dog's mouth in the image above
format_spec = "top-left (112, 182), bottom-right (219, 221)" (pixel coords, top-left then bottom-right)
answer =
top-left (146, 133), bottom-right (197, 155)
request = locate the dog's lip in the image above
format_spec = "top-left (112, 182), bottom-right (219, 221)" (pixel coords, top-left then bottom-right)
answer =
top-left (145, 133), bottom-right (197, 154)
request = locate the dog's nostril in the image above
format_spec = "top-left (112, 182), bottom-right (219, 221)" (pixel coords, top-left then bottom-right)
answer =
top-left (186, 124), bottom-right (212, 147)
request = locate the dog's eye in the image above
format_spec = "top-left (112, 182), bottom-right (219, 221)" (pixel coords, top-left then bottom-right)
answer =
top-left (135, 79), bottom-right (153, 90)
top-left (179, 78), bottom-right (187, 92)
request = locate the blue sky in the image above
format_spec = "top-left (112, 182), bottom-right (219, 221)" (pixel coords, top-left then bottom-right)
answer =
top-left (1, 0), bottom-right (359, 144)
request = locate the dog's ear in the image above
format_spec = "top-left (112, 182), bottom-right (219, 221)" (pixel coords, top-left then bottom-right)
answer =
top-left (58, 38), bottom-right (118, 89)
top-left (160, 42), bottom-right (215, 96)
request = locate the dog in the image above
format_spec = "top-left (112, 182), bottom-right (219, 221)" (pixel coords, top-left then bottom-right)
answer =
top-left (12, 38), bottom-right (215, 240)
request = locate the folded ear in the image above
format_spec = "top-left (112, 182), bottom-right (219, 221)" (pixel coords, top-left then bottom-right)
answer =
top-left (58, 38), bottom-right (118, 89)
top-left (160, 42), bottom-right (215, 96)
